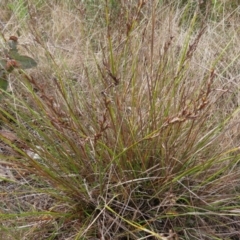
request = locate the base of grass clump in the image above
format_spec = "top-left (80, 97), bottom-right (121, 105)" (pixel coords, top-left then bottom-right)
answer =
top-left (0, 0), bottom-right (240, 239)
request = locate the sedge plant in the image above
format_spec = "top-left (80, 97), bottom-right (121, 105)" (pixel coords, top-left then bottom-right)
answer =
top-left (0, 0), bottom-right (240, 239)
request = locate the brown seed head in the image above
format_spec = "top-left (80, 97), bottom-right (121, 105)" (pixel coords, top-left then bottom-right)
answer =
top-left (9, 36), bottom-right (18, 42)
top-left (6, 59), bottom-right (20, 71)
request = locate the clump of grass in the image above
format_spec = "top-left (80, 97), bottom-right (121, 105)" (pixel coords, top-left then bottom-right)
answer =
top-left (0, 0), bottom-right (240, 239)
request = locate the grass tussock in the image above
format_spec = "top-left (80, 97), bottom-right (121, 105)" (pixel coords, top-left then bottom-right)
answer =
top-left (0, 0), bottom-right (240, 239)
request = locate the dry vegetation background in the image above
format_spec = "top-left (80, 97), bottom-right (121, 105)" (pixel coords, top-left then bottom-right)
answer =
top-left (0, 0), bottom-right (240, 239)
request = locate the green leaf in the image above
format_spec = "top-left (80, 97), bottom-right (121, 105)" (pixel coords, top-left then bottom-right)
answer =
top-left (8, 39), bottom-right (18, 51)
top-left (9, 50), bottom-right (37, 69)
top-left (16, 55), bottom-right (37, 69)
top-left (0, 77), bottom-right (8, 91)
top-left (8, 49), bottom-right (21, 59)
top-left (0, 59), bottom-right (7, 69)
